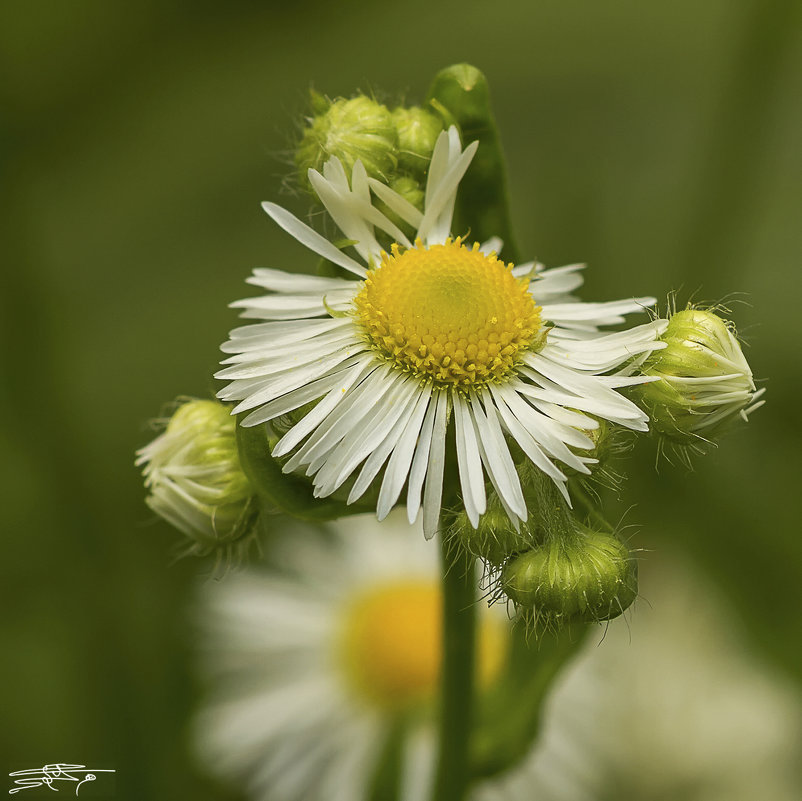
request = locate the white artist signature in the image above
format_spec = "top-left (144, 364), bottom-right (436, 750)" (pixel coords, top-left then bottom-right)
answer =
top-left (8, 764), bottom-right (115, 795)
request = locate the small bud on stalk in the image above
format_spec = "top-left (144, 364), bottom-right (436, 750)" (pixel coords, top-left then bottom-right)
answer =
top-left (451, 506), bottom-right (533, 566)
top-left (136, 399), bottom-right (257, 557)
top-left (501, 529), bottom-right (638, 627)
top-left (638, 308), bottom-right (764, 448)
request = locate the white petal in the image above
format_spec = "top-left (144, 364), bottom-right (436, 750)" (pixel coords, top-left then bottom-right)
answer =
top-left (284, 366), bottom-right (402, 473)
top-left (529, 263), bottom-right (586, 300)
top-left (221, 328), bottom-right (357, 364)
top-left (312, 378), bottom-right (420, 496)
top-left (244, 356), bottom-right (370, 430)
top-left (542, 297), bottom-right (655, 326)
top-left (222, 347), bottom-right (359, 413)
top-left (406, 392), bottom-right (439, 526)
top-left (453, 395), bottom-right (487, 526)
top-left (487, 384), bottom-right (571, 496)
top-left (493, 383), bottom-right (591, 474)
top-left (375, 385), bottom-right (434, 519)
top-left (350, 384), bottom-right (433, 512)
top-left (247, 268), bottom-right (356, 293)
top-left (368, 177), bottom-right (424, 229)
top-left (309, 168), bottom-right (383, 264)
top-left (473, 390), bottom-right (527, 519)
top-left (217, 329), bottom-right (359, 376)
top-left (223, 318), bottom-right (352, 351)
top-left (479, 236), bottom-right (503, 256)
top-left (261, 201), bottom-right (367, 277)
top-left (421, 392), bottom-right (450, 539)
top-left (419, 126), bottom-right (477, 242)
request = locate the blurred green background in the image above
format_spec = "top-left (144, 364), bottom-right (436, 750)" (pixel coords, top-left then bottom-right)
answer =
top-left (2, 1), bottom-right (800, 798)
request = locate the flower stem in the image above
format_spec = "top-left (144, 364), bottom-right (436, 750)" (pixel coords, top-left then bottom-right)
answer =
top-left (570, 481), bottom-right (615, 533)
top-left (434, 526), bottom-right (477, 801)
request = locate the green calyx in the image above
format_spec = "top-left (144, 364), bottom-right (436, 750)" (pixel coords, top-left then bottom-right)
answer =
top-left (501, 529), bottom-right (638, 625)
top-left (638, 308), bottom-right (759, 444)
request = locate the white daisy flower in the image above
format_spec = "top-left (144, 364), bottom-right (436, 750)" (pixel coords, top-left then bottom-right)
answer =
top-left (193, 511), bottom-right (508, 801)
top-left (217, 127), bottom-right (667, 537)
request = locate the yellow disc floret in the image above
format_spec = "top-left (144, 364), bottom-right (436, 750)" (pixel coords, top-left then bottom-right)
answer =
top-left (353, 239), bottom-right (542, 387)
top-left (339, 579), bottom-right (506, 709)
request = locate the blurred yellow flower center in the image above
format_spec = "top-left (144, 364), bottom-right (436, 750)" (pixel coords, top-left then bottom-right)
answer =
top-left (353, 239), bottom-right (542, 387)
top-left (339, 579), bottom-right (507, 709)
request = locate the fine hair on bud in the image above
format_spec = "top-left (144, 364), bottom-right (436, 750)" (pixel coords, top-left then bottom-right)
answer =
top-left (448, 497), bottom-right (535, 567)
top-left (295, 94), bottom-right (398, 191)
top-left (637, 306), bottom-right (764, 456)
top-left (500, 528), bottom-right (638, 631)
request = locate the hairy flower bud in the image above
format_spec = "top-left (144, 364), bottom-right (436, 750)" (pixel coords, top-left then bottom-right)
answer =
top-left (391, 106), bottom-right (444, 175)
top-left (295, 95), bottom-right (398, 190)
top-left (451, 506), bottom-right (533, 566)
top-left (136, 399), bottom-right (256, 556)
top-left (501, 530), bottom-right (637, 625)
top-left (638, 309), bottom-right (764, 446)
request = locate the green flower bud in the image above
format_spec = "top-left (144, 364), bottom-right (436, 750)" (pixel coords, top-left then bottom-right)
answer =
top-left (295, 95), bottom-right (398, 190)
top-left (451, 506), bottom-right (533, 566)
top-left (501, 530), bottom-right (637, 625)
top-left (136, 399), bottom-right (257, 556)
top-left (639, 309), bottom-right (764, 445)
top-left (388, 175), bottom-right (425, 209)
top-left (391, 106), bottom-right (444, 175)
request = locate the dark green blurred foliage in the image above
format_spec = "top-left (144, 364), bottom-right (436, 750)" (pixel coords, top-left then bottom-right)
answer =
top-left (1, 1), bottom-right (800, 799)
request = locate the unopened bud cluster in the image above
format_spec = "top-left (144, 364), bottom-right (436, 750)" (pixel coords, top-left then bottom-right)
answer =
top-left (295, 92), bottom-right (444, 221)
top-left (636, 308), bottom-right (764, 449)
top-left (136, 399), bottom-right (257, 557)
top-left (453, 468), bottom-right (638, 631)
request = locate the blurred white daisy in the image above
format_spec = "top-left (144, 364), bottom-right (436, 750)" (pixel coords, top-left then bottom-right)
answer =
top-left (217, 126), bottom-right (667, 536)
top-left (475, 555), bottom-right (802, 801)
top-left (194, 511), bottom-right (508, 801)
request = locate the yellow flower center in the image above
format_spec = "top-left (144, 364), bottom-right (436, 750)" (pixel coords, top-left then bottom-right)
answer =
top-left (353, 239), bottom-right (542, 387)
top-left (339, 579), bottom-right (507, 709)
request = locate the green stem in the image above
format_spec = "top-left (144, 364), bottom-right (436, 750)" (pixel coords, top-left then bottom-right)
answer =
top-left (434, 527), bottom-right (477, 801)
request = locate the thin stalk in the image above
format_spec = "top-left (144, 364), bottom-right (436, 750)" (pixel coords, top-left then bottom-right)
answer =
top-left (570, 481), bottom-right (615, 533)
top-left (433, 528), bottom-right (477, 801)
